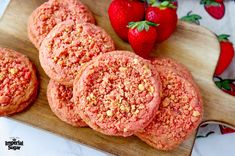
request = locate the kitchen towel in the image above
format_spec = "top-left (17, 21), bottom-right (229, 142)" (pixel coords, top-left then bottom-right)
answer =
top-left (177, 0), bottom-right (235, 155)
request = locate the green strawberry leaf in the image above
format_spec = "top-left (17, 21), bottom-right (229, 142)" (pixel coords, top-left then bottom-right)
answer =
top-left (128, 21), bottom-right (157, 32)
top-left (138, 23), bottom-right (146, 32)
top-left (146, 21), bottom-right (158, 26)
top-left (200, 0), bottom-right (220, 6)
top-left (153, 0), bottom-right (176, 8)
top-left (211, 1), bottom-right (221, 6)
top-left (215, 81), bottom-right (222, 89)
top-left (152, 1), bottom-right (161, 7)
top-left (161, 1), bottom-right (170, 6)
top-left (146, 0), bottom-right (156, 5)
top-left (128, 22), bottom-right (138, 29)
top-left (181, 11), bottom-right (202, 25)
top-left (222, 80), bottom-right (231, 90)
top-left (214, 77), bottom-right (235, 91)
top-left (217, 34), bottom-right (230, 42)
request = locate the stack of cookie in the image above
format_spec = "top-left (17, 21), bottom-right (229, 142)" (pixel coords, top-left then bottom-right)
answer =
top-left (136, 57), bottom-right (203, 150)
top-left (28, 0), bottom-right (203, 151)
top-left (28, 0), bottom-right (115, 127)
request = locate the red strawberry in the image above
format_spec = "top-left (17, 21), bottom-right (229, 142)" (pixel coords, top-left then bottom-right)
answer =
top-left (215, 0), bottom-right (223, 3)
top-left (223, 90), bottom-right (235, 96)
top-left (214, 77), bottom-right (235, 96)
top-left (128, 21), bottom-right (158, 58)
top-left (220, 125), bottom-right (235, 134)
top-left (231, 82), bottom-right (235, 91)
top-left (223, 82), bottom-right (235, 96)
top-left (145, 1), bottom-right (177, 43)
top-left (200, 0), bottom-right (225, 20)
top-left (215, 34), bottom-right (234, 75)
top-left (108, 0), bottom-right (145, 41)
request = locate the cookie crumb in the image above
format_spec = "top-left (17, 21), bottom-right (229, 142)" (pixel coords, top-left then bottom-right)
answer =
top-left (9, 68), bottom-right (18, 74)
top-left (193, 111), bottom-right (200, 117)
top-left (106, 110), bottom-right (113, 117)
top-left (138, 84), bottom-right (145, 91)
top-left (0, 72), bottom-right (5, 80)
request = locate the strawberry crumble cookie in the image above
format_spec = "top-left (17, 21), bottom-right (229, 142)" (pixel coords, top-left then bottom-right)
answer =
top-left (136, 67), bottom-right (203, 150)
top-left (39, 20), bottom-right (115, 86)
top-left (151, 57), bottom-right (193, 80)
top-left (0, 48), bottom-right (38, 116)
top-left (47, 80), bottom-right (86, 127)
top-left (73, 51), bottom-right (162, 137)
top-left (28, 0), bottom-right (95, 49)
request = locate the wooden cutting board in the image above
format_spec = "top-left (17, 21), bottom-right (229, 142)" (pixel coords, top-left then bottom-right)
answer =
top-left (1, 0), bottom-right (235, 155)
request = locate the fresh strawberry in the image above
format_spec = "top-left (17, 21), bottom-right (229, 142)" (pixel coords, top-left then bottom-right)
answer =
top-left (215, 34), bottom-right (234, 75)
top-left (108, 0), bottom-right (145, 41)
top-left (220, 125), bottom-right (235, 134)
top-left (200, 0), bottom-right (225, 20)
top-left (214, 77), bottom-right (235, 96)
top-left (128, 21), bottom-right (158, 58)
top-left (145, 1), bottom-right (177, 42)
top-left (215, 0), bottom-right (223, 3)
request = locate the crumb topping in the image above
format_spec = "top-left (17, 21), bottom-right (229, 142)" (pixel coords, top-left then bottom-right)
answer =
top-left (144, 69), bottom-right (201, 140)
top-left (44, 22), bottom-right (114, 79)
top-left (79, 55), bottom-right (157, 133)
top-left (32, 0), bottom-right (94, 45)
top-left (54, 83), bottom-right (74, 110)
top-left (0, 53), bottom-right (31, 106)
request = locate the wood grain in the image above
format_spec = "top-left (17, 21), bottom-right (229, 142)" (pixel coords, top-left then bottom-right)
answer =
top-left (0, 0), bottom-right (235, 155)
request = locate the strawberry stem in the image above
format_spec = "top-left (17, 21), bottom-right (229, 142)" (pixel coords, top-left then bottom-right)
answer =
top-left (200, 0), bottom-right (220, 6)
top-left (217, 34), bottom-right (230, 42)
top-left (145, 0), bottom-right (156, 5)
top-left (152, 0), bottom-right (176, 8)
top-left (181, 11), bottom-right (202, 25)
top-left (128, 21), bottom-right (158, 32)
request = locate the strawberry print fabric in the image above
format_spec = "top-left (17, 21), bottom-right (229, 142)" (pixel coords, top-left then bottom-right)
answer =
top-left (177, 0), bottom-right (235, 96)
top-left (175, 1), bottom-right (235, 155)
top-left (192, 123), bottom-right (235, 156)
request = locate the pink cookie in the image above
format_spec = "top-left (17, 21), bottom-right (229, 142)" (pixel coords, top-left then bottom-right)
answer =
top-left (28, 0), bottom-right (95, 49)
top-left (73, 51), bottom-right (162, 137)
top-left (151, 57), bottom-right (193, 80)
top-left (151, 57), bottom-right (203, 109)
top-left (39, 20), bottom-right (115, 86)
top-left (0, 48), bottom-right (38, 116)
top-left (47, 79), bottom-right (86, 127)
top-left (136, 67), bottom-right (203, 150)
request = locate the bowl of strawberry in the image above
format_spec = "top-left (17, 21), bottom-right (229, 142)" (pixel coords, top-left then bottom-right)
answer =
top-left (108, 0), bottom-right (178, 58)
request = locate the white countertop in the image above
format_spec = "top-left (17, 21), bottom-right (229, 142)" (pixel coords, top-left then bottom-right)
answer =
top-left (0, 118), bottom-right (110, 156)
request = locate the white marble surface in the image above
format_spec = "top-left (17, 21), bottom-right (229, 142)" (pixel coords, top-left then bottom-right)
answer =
top-left (0, 118), bottom-right (109, 156)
